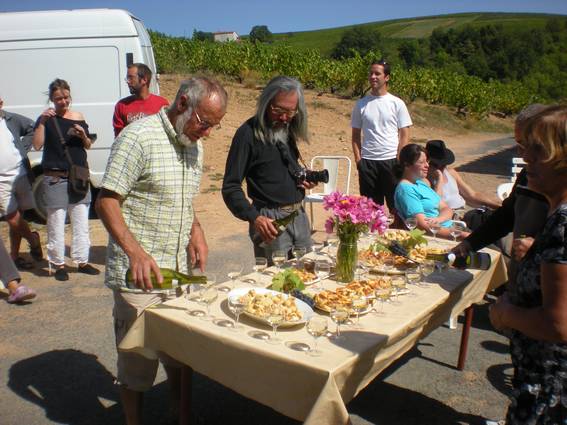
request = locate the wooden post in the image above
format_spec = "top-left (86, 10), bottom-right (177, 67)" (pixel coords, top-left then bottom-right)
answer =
top-left (457, 306), bottom-right (474, 370)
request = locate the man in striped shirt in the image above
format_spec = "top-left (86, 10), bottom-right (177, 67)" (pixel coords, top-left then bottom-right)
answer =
top-left (96, 76), bottom-right (227, 425)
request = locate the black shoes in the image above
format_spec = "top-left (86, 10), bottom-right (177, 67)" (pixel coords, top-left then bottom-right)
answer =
top-left (77, 263), bottom-right (100, 275)
top-left (54, 267), bottom-right (69, 281)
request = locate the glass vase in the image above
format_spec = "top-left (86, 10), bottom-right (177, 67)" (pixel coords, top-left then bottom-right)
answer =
top-left (336, 233), bottom-right (358, 283)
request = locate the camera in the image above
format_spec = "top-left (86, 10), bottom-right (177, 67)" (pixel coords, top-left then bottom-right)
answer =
top-left (294, 168), bottom-right (329, 184)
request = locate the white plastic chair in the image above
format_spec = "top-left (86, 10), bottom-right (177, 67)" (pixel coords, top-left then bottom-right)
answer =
top-left (497, 182), bottom-right (514, 201)
top-left (496, 157), bottom-right (525, 201)
top-left (303, 156), bottom-right (352, 231)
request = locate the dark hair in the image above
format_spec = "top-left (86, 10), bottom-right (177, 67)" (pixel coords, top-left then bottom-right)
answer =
top-left (394, 143), bottom-right (426, 179)
top-left (48, 78), bottom-right (71, 101)
top-left (370, 58), bottom-right (391, 77)
top-left (129, 63), bottom-right (152, 85)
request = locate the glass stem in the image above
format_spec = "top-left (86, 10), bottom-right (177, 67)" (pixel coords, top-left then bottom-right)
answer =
top-left (336, 323), bottom-right (341, 337)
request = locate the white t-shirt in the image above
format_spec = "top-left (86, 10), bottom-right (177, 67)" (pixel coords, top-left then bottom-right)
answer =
top-left (0, 117), bottom-right (24, 182)
top-left (351, 92), bottom-right (412, 161)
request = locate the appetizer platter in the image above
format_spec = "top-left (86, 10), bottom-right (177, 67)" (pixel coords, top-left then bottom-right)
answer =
top-left (228, 288), bottom-right (313, 327)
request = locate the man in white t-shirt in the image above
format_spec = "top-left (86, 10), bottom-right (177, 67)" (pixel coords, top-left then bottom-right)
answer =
top-left (351, 59), bottom-right (412, 210)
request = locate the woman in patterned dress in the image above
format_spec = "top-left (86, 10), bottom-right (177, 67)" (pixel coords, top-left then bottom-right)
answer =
top-left (489, 104), bottom-right (567, 424)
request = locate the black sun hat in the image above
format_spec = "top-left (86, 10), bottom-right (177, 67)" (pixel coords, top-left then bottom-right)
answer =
top-left (425, 139), bottom-right (455, 167)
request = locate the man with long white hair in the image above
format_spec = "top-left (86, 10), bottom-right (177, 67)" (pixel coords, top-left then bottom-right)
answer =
top-left (222, 75), bottom-right (317, 262)
top-left (96, 76), bottom-right (227, 425)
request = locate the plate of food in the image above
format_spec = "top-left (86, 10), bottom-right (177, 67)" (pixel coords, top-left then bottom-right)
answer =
top-left (312, 278), bottom-right (390, 314)
top-left (227, 287), bottom-right (313, 328)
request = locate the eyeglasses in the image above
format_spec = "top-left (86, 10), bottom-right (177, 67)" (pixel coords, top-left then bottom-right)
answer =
top-left (124, 75), bottom-right (138, 82)
top-left (270, 104), bottom-right (298, 118)
top-left (194, 110), bottom-right (221, 131)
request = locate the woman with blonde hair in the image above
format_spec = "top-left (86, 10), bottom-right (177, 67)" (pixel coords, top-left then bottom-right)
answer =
top-left (32, 79), bottom-right (99, 280)
top-left (489, 105), bottom-right (567, 424)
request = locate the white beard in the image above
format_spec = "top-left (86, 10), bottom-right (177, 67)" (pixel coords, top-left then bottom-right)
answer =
top-left (175, 109), bottom-right (197, 147)
top-left (267, 127), bottom-right (289, 145)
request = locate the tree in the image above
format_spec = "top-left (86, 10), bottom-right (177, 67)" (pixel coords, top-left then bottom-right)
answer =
top-left (192, 29), bottom-right (213, 42)
top-left (249, 25), bottom-right (273, 43)
top-left (331, 27), bottom-right (382, 59)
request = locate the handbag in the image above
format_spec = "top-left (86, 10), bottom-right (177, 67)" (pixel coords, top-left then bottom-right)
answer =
top-left (52, 117), bottom-right (90, 197)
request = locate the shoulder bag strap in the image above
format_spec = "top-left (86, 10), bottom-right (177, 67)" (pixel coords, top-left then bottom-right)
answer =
top-left (52, 117), bottom-right (75, 168)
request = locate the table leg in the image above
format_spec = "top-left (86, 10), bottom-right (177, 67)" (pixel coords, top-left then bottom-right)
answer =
top-left (457, 306), bottom-right (474, 371)
top-left (179, 365), bottom-right (193, 425)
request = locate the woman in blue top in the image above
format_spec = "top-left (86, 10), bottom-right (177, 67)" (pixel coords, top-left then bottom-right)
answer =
top-left (394, 143), bottom-right (468, 240)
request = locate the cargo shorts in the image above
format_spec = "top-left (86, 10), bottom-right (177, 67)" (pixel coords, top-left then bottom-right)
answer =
top-left (113, 290), bottom-right (183, 392)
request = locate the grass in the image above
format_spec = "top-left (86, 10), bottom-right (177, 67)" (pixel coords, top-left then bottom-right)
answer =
top-left (271, 12), bottom-right (565, 57)
top-left (408, 100), bottom-right (514, 133)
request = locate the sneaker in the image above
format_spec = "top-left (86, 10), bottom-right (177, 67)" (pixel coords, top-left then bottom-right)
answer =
top-left (54, 267), bottom-right (69, 281)
top-left (7, 285), bottom-right (36, 303)
top-left (78, 263), bottom-right (100, 275)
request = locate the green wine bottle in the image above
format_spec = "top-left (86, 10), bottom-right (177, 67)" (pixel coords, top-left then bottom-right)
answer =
top-left (425, 252), bottom-right (491, 270)
top-left (125, 268), bottom-right (207, 290)
top-left (253, 210), bottom-right (299, 247)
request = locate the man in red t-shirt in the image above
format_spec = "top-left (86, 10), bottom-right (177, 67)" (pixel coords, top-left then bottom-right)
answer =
top-left (112, 63), bottom-right (169, 137)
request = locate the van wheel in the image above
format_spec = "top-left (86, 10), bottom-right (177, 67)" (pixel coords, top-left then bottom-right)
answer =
top-left (31, 175), bottom-right (48, 223)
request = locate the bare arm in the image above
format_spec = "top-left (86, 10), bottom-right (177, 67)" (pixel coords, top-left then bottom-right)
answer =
top-left (490, 263), bottom-right (567, 342)
top-left (32, 108), bottom-right (56, 150)
top-left (95, 189), bottom-right (162, 290)
top-left (351, 127), bottom-right (362, 164)
top-left (397, 127), bottom-right (410, 158)
top-left (450, 168), bottom-right (502, 209)
top-left (188, 216), bottom-right (208, 272)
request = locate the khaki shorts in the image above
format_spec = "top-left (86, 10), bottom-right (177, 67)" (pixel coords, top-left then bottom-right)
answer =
top-left (113, 290), bottom-right (183, 392)
top-left (0, 175), bottom-right (35, 217)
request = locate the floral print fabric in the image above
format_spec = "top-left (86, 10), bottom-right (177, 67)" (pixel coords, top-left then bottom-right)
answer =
top-left (507, 204), bottom-right (567, 424)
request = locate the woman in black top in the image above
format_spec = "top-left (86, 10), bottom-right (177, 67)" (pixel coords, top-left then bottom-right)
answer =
top-left (32, 79), bottom-right (99, 281)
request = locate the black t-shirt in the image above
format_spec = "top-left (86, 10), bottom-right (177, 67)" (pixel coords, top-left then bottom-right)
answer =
top-left (222, 117), bottom-right (305, 223)
top-left (36, 115), bottom-right (89, 170)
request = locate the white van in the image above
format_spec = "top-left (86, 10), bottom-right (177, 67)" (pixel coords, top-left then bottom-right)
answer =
top-left (0, 8), bottom-right (161, 218)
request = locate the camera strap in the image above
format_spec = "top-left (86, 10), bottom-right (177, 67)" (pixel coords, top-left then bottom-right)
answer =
top-left (275, 141), bottom-right (303, 181)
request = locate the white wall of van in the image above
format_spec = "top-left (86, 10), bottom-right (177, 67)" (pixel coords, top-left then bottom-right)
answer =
top-left (0, 8), bottom-right (161, 218)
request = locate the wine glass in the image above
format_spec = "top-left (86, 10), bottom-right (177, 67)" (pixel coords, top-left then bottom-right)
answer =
top-left (420, 260), bottom-right (436, 285)
top-left (427, 219), bottom-right (441, 241)
top-left (374, 286), bottom-right (392, 316)
top-left (314, 260), bottom-right (330, 291)
top-left (350, 294), bottom-right (368, 328)
top-left (404, 267), bottom-right (421, 294)
top-left (228, 297), bottom-right (246, 330)
top-left (306, 316), bottom-right (328, 357)
top-left (266, 312), bottom-right (284, 344)
top-left (386, 213), bottom-right (395, 228)
top-left (271, 250), bottom-right (286, 271)
top-left (198, 286), bottom-right (218, 320)
top-left (450, 222), bottom-right (467, 242)
top-left (330, 305), bottom-right (349, 340)
top-left (253, 257), bottom-right (268, 285)
top-left (390, 275), bottom-right (406, 304)
top-left (312, 242), bottom-right (325, 258)
top-left (226, 265), bottom-right (243, 291)
top-left (292, 246), bottom-right (307, 268)
top-left (405, 217), bottom-right (417, 230)
top-left (380, 256), bottom-right (395, 274)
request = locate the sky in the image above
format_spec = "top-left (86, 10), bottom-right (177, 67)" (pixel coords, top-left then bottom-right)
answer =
top-left (2, 0), bottom-right (567, 37)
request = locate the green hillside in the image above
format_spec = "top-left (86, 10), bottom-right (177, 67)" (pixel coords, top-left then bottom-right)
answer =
top-left (270, 12), bottom-right (566, 56)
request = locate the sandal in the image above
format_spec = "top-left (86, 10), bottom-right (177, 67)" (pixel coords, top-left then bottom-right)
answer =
top-left (7, 285), bottom-right (36, 304)
top-left (29, 231), bottom-right (44, 262)
top-left (14, 257), bottom-right (33, 270)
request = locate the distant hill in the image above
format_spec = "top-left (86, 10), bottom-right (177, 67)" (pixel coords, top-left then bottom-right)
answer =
top-left (266, 12), bottom-right (566, 56)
